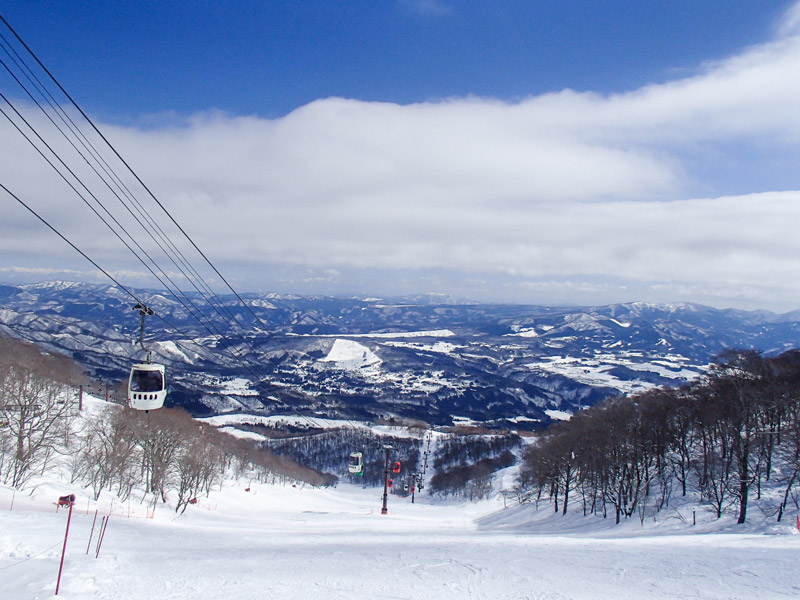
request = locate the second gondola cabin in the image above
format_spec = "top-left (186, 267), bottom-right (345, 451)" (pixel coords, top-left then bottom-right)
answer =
top-left (348, 451), bottom-right (364, 476)
top-left (128, 362), bottom-right (166, 411)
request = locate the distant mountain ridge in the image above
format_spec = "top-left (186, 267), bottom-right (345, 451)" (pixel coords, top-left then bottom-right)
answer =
top-left (1, 281), bottom-right (799, 429)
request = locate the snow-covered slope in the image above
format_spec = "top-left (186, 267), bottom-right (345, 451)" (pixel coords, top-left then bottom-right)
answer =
top-left (319, 338), bottom-right (382, 370)
top-left (1, 477), bottom-right (798, 599)
top-left (1, 392), bottom-right (798, 599)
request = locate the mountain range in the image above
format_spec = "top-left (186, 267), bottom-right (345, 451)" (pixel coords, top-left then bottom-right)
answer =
top-left (2, 281), bottom-right (799, 430)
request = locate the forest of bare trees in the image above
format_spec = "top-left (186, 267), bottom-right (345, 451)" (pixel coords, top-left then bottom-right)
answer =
top-left (517, 349), bottom-right (800, 525)
top-left (429, 433), bottom-right (521, 500)
top-left (0, 336), bottom-right (337, 513)
top-left (266, 427), bottom-right (422, 487)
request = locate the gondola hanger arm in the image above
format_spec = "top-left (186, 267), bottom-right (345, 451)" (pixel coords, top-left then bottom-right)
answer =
top-left (133, 302), bottom-right (155, 359)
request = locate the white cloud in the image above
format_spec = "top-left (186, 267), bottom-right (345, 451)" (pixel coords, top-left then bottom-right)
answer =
top-left (2, 4), bottom-right (800, 311)
top-left (778, 0), bottom-right (800, 37)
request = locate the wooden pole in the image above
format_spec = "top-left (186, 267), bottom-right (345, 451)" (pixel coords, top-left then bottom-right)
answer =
top-left (86, 510), bottom-right (98, 555)
top-left (95, 516), bottom-right (106, 557)
top-left (55, 502), bottom-right (74, 595)
top-left (96, 516), bottom-right (109, 558)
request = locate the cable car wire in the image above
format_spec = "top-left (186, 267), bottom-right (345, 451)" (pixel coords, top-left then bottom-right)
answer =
top-left (0, 95), bottom-right (227, 344)
top-left (0, 91), bottom-right (268, 379)
top-left (0, 182), bottom-right (140, 305)
top-left (0, 113), bottom-right (297, 399)
top-left (0, 43), bottom-right (272, 375)
top-left (0, 13), bottom-right (331, 421)
top-left (0, 181), bottom-right (269, 378)
top-left (0, 78), bottom-right (273, 381)
top-left (0, 25), bottom-right (293, 394)
top-left (0, 12), bottom-right (286, 352)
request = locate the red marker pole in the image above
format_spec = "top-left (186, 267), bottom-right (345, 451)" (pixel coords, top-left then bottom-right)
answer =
top-left (55, 501), bottom-right (74, 595)
top-left (95, 516), bottom-right (106, 557)
top-left (96, 515), bottom-right (109, 558)
top-left (86, 510), bottom-right (98, 555)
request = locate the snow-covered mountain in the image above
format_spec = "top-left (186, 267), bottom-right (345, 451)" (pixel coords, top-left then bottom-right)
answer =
top-left (2, 281), bottom-right (799, 428)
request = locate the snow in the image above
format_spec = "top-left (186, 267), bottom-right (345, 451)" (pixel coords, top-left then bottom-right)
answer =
top-left (2, 395), bottom-right (798, 599)
top-left (152, 340), bottom-right (193, 363)
top-left (216, 377), bottom-right (258, 396)
top-left (2, 478), bottom-right (798, 600)
top-left (608, 318), bottom-right (632, 328)
top-left (319, 339), bottom-right (381, 370)
top-left (201, 415), bottom-right (426, 441)
top-left (382, 340), bottom-right (460, 354)
top-left (200, 414), bottom-right (370, 431)
top-left (369, 425), bottom-right (425, 438)
top-left (544, 409), bottom-right (572, 421)
top-left (218, 426), bottom-right (268, 442)
top-left (623, 361), bottom-right (701, 380)
top-left (296, 329), bottom-right (455, 339)
top-left (530, 355), bottom-right (650, 393)
top-left (529, 354), bottom-right (703, 394)
top-left (506, 415), bottom-right (544, 424)
top-left (506, 324), bottom-right (539, 337)
top-left (374, 368), bottom-right (455, 394)
top-left (359, 329), bottom-right (455, 338)
top-left (247, 299), bottom-right (277, 309)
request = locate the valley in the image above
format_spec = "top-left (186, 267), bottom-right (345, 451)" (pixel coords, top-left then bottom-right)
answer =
top-left (2, 281), bottom-right (799, 428)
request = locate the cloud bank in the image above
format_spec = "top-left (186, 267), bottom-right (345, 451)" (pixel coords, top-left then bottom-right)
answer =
top-left (2, 3), bottom-right (800, 311)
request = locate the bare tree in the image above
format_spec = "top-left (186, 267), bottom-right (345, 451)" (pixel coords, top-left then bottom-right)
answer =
top-left (706, 350), bottom-right (773, 524)
top-left (127, 408), bottom-right (186, 502)
top-left (0, 337), bottom-right (80, 488)
top-left (74, 407), bottom-right (138, 500)
top-left (174, 422), bottom-right (223, 514)
top-left (766, 351), bottom-right (800, 521)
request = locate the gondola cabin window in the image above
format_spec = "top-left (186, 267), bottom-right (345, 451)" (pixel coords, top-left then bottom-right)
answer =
top-left (130, 369), bottom-right (163, 392)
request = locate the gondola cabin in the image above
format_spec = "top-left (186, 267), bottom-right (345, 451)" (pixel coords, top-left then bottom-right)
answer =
top-left (348, 451), bottom-right (364, 476)
top-left (128, 362), bottom-right (166, 411)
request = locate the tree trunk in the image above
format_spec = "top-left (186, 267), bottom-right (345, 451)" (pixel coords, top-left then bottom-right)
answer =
top-left (737, 445), bottom-right (749, 524)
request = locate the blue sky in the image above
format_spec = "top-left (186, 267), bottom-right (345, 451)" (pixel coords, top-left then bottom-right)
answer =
top-left (2, 1), bottom-right (800, 311)
top-left (3, 1), bottom-right (788, 117)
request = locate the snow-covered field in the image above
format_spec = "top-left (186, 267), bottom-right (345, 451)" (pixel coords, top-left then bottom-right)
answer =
top-left (2, 476), bottom-right (798, 600)
top-left (528, 352), bottom-right (704, 395)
